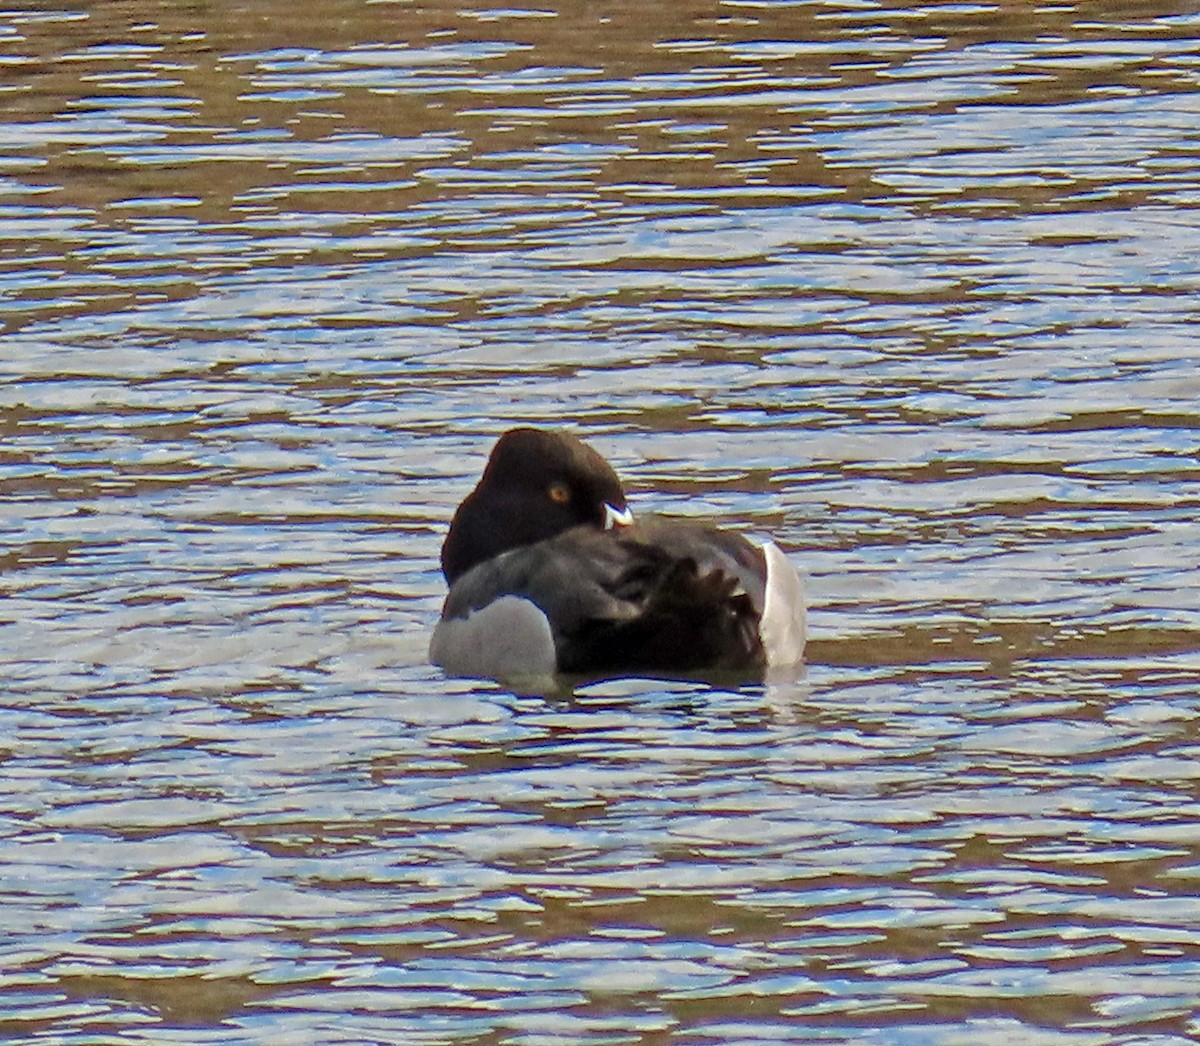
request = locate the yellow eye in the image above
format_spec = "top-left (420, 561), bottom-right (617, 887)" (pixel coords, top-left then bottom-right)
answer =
top-left (547, 482), bottom-right (571, 505)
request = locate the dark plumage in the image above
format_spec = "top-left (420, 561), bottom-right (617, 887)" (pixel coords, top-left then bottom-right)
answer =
top-left (430, 427), bottom-right (806, 680)
top-left (440, 427), bottom-right (628, 585)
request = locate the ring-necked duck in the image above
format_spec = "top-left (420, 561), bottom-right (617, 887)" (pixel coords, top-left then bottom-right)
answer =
top-left (430, 427), bottom-right (806, 680)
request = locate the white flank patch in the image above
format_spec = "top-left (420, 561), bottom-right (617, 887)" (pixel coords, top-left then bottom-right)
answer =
top-left (756, 540), bottom-right (807, 666)
top-left (430, 595), bottom-right (557, 679)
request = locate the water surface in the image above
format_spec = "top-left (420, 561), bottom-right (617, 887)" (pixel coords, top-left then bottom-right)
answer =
top-left (2, 1), bottom-right (1199, 1042)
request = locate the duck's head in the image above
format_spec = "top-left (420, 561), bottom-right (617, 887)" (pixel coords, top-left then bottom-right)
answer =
top-left (440, 427), bottom-right (632, 583)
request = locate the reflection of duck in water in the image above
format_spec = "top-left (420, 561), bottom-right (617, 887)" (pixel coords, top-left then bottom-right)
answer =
top-left (431, 428), bottom-right (806, 680)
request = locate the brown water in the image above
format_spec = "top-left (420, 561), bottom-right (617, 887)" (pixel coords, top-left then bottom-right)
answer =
top-left (3, 1), bottom-right (1200, 1042)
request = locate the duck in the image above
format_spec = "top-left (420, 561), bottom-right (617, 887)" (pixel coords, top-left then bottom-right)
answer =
top-left (429, 427), bottom-right (806, 680)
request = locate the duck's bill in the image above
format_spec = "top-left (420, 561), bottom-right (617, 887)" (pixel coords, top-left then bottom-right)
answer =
top-left (603, 503), bottom-right (634, 529)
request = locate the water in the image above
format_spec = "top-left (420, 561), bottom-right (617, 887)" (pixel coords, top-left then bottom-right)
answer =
top-left (2, 1), bottom-right (1199, 1042)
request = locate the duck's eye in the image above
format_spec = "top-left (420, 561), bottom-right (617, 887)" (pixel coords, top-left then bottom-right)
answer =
top-left (547, 482), bottom-right (571, 505)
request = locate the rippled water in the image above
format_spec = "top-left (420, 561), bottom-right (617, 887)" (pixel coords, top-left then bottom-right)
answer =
top-left (2, 1), bottom-right (1200, 1042)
